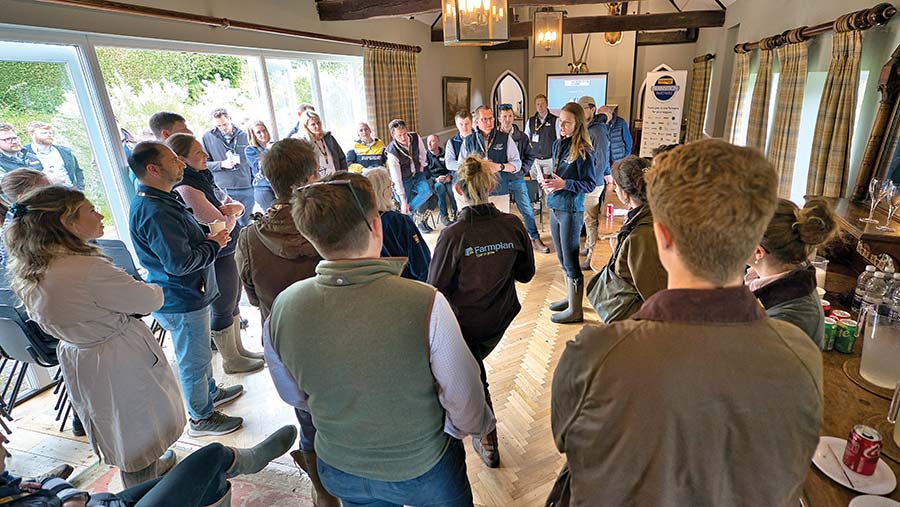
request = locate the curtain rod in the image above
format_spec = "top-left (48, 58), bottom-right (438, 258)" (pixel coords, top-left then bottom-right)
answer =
top-left (734, 2), bottom-right (896, 53)
top-left (693, 53), bottom-right (714, 63)
top-left (31, 0), bottom-right (424, 53)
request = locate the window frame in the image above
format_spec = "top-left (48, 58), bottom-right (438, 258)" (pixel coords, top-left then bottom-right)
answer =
top-left (0, 23), bottom-right (366, 253)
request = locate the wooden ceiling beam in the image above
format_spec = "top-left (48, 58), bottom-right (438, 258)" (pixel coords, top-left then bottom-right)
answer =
top-left (317, 0), bottom-right (622, 22)
top-left (430, 10), bottom-right (726, 42)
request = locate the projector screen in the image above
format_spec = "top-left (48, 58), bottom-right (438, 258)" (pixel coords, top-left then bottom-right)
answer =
top-left (546, 73), bottom-right (609, 112)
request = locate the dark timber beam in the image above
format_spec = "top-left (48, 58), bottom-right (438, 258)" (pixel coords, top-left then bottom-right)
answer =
top-left (636, 28), bottom-right (699, 46)
top-left (430, 10), bottom-right (726, 42)
top-left (481, 40), bottom-right (530, 51)
top-left (317, 0), bottom-right (622, 22)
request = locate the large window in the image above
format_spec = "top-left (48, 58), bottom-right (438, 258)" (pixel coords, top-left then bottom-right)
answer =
top-left (0, 40), bottom-right (127, 239)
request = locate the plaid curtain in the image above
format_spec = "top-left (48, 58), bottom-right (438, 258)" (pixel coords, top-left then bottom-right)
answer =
top-left (768, 41), bottom-right (809, 198)
top-left (746, 48), bottom-right (775, 151)
top-left (807, 30), bottom-right (863, 197)
top-left (685, 56), bottom-right (715, 143)
top-left (364, 47), bottom-right (420, 141)
top-left (724, 52), bottom-right (751, 144)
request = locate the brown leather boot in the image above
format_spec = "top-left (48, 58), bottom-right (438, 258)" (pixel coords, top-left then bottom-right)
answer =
top-left (291, 450), bottom-right (341, 507)
top-left (472, 429), bottom-right (500, 468)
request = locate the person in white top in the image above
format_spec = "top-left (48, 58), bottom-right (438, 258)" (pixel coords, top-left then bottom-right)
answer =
top-left (291, 110), bottom-right (349, 177)
top-left (384, 119), bottom-right (432, 233)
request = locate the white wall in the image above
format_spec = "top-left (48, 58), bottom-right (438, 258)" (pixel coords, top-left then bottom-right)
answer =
top-left (2, 0), bottom-right (486, 138)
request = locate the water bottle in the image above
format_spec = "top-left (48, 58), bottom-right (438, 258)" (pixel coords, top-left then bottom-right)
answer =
top-left (885, 267), bottom-right (897, 297)
top-left (853, 265), bottom-right (877, 314)
top-left (890, 283), bottom-right (900, 325)
top-left (862, 272), bottom-right (888, 321)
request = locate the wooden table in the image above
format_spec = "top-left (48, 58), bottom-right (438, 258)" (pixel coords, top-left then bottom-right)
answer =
top-left (804, 274), bottom-right (900, 506)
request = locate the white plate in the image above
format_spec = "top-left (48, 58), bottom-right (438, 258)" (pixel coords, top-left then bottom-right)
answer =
top-left (850, 495), bottom-right (900, 507)
top-left (812, 436), bottom-right (897, 495)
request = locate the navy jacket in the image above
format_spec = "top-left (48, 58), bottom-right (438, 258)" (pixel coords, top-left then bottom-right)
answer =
top-left (174, 166), bottom-right (242, 257)
top-left (608, 115), bottom-right (633, 162)
top-left (380, 210), bottom-right (431, 282)
top-left (546, 137), bottom-right (597, 212)
top-left (426, 148), bottom-right (450, 178)
top-left (506, 125), bottom-right (534, 181)
top-left (129, 184), bottom-right (220, 313)
top-left (201, 126), bottom-right (252, 190)
top-left (23, 144), bottom-right (85, 190)
top-left (586, 117), bottom-right (612, 180)
top-left (0, 150), bottom-right (42, 174)
top-left (245, 145), bottom-right (270, 189)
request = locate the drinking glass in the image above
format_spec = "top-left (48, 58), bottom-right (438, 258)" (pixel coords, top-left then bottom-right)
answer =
top-left (877, 181), bottom-right (900, 232)
top-left (861, 177), bottom-right (887, 224)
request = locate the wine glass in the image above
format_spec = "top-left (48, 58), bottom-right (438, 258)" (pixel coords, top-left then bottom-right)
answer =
top-left (877, 181), bottom-right (900, 232)
top-left (861, 177), bottom-right (888, 224)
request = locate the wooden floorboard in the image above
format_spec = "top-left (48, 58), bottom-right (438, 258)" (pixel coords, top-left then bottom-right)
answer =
top-left (8, 192), bottom-right (624, 506)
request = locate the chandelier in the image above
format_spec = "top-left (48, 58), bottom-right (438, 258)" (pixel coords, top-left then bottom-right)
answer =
top-left (533, 9), bottom-right (563, 57)
top-left (442, 0), bottom-right (509, 46)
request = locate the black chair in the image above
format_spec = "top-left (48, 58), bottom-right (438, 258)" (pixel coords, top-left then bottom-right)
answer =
top-left (96, 239), bottom-right (168, 347)
top-left (525, 178), bottom-right (544, 232)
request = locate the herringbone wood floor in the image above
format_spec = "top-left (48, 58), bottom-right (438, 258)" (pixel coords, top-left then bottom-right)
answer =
top-left (10, 196), bottom-right (624, 507)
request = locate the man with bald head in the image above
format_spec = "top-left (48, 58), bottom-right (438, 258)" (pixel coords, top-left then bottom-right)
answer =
top-left (425, 134), bottom-right (456, 225)
top-left (346, 122), bottom-right (387, 169)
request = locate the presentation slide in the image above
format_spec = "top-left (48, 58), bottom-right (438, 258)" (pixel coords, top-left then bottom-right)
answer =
top-left (546, 73), bottom-right (608, 111)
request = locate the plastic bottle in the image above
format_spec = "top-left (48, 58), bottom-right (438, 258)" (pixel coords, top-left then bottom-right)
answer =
top-left (884, 267), bottom-right (897, 299)
top-left (862, 271), bottom-right (888, 321)
top-left (890, 282), bottom-right (900, 325)
top-left (853, 265), bottom-right (877, 314)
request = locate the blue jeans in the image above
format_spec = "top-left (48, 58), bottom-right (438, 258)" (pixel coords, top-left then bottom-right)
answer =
top-left (254, 186), bottom-right (276, 212)
top-left (227, 187), bottom-right (256, 227)
top-left (295, 407), bottom-right (316, 451)
top-left (433, 179), bottom-right (457, 217)
top-left (550, 208), bottom-right (584, 281)
top-left (152, 307), bottom-right (218, 420)
top-left (317, 438), bottom-right (473, 507)
top-left (402, 173), bottom-right (434, 214)
top-left (507, 178), bottom-right (539, 240)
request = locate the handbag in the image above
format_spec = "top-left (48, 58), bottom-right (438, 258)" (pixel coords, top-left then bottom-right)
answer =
top-left (586, 211), bottom-right (644, 323)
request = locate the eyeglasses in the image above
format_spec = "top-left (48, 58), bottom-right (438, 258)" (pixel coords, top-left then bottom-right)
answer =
top-left (0, 136), bottom-right (18, 142)
top-left (296, 180), bottom-right (374, 232)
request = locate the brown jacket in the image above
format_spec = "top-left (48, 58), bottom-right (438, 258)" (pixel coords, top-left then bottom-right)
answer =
top-left (549, 287), bottom-right (823, 507)
top-left (613, 205), bottom-right (667, 303)
top-left (235, 202), bottom-right (322, 321)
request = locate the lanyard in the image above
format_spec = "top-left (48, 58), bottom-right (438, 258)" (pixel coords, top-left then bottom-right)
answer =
top-left (533, 114), bottom-right (548, 134)
top-left (475, 130), bottom-right (496, 157)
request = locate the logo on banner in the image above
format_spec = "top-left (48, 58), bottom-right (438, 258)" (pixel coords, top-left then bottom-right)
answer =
top-left (651, 75), bottom-right (681, 102)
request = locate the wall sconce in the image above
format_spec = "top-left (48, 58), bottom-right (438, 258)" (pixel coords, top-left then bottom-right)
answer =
top-left (442, 0), bottom-right (509, 46)
top-left (533, 9), bottom-right (564, 57)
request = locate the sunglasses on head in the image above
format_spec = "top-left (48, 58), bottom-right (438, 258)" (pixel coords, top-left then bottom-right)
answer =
top-left (296, 179), bottom-right (374, 232)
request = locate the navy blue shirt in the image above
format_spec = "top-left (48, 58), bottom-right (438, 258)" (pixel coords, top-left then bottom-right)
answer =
top-left (129, 184), bottom-right (220, 313)
top-left (380, 210), bottom-right (431, 282)
top-left (175, 166), bottom-right (242, 257)
top-left (546, 137), bottom-right (597, 212)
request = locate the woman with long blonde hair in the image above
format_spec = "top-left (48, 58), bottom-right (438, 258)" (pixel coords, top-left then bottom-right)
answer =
top-left (542, 102), bottom-right (597, 324)
top-left (427, 155), bottom-right (535, 468)
top-left (5, 185), bottom-right (185, 487)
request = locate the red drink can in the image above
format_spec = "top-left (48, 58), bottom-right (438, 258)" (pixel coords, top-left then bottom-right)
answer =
top-left (843, 424), bottom-right (882, 475)
top-left (821, 300), bottom-right (832, 315)
top-left (606, 204), bottom-right (614, 217)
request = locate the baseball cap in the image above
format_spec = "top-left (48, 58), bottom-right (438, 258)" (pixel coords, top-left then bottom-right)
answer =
top-left (576, 96), bottom-right (596, 108)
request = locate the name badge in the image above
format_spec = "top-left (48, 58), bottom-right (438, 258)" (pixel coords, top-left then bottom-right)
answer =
top-left (531, 134), bottom-right (539, 143)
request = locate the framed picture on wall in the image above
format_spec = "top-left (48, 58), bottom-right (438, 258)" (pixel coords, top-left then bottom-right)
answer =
top-left (443, 76), bottom-right (471, 127)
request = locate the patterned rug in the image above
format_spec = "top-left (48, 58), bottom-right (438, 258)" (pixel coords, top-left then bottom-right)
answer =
top-left (71, 443), bottom-right (314, 507)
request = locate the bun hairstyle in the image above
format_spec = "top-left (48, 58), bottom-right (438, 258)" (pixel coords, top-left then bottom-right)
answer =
top-left (761, 198), bottom-right (837, 265)
top-left (611, 155), bottom-right (652, 204)
top-left (457, 156), bottom-right (497, 204)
